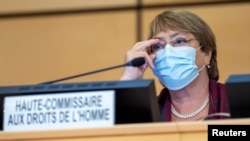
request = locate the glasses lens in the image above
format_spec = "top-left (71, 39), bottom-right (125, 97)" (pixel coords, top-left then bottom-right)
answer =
top-left (152, 41), bottom-right (166, 52)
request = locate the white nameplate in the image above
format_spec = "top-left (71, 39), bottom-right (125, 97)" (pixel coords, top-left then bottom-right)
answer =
top-left (3, 90), bottom-right (115, 132)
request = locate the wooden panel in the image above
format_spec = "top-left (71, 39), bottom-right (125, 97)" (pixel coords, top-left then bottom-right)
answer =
top-left (0, 0), bottom-right (137, 14)
top-left (142, 0), bottom-right (235, 5)
top-left (0, 134), bottom-right (179, 141)
top-left (142, 2), bottom-right (250, 94)
top-left (0, 11), bottom-right (136, 86)
top-left (1, 118), bottom-right (250, 141)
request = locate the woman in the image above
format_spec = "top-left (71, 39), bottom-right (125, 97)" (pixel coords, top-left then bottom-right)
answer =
top-left (120, 10), bottom-right (230, 121)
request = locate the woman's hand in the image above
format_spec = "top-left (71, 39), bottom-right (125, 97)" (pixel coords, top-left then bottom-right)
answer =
top-left (120, 39), bottom-right (159, 80)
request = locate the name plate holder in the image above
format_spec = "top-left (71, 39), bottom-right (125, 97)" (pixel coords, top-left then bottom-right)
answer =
top-left (0, 79), bottom-right (161, 132)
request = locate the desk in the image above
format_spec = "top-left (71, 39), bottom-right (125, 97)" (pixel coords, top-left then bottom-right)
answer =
top-left (1, 118), bottom-right (250, 141)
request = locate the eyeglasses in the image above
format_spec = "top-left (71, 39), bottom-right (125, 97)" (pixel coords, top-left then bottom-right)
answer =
top-left (147, 37), bottom-right (196, 54)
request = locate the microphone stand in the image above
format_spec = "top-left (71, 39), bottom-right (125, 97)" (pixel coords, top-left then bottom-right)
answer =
top-left (38, 64), bottom-right (125, 85)
top-left (38, 57), bottom-right (145, 85)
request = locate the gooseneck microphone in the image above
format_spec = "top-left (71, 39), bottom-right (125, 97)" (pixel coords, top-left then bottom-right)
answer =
top-left (38, 57), bottom-right (145, 85)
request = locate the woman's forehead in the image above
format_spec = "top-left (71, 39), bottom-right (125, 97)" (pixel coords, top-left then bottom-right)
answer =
top-left (154, 30), bottom-right (193, 39)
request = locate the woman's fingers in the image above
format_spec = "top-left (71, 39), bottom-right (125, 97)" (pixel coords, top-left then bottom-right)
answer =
top-left (133, 39), bottom-right (159, 52)
top-left (121, 39), bottom-right (159, 80)
top-left (128, 39), bottom-right (159, 68)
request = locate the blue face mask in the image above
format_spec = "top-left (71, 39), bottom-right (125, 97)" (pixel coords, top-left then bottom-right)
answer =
top-left (152, 44), bottom-right (204, 90)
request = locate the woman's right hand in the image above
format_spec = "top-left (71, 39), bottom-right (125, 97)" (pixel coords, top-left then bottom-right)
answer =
top-left (120, 39), bottom-right (159, 80)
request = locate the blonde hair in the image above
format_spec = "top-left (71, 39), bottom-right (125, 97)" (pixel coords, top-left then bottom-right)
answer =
top-left (148, 10), bottom-right (219, 81)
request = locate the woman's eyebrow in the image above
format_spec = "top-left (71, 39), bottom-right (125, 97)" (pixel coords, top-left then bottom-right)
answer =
top-left (153, 33), bottom-right (187, 41)
top-left (153, 37), bottom-right (164, 40)
top-left (169, 33), bottom-right (180, 39)
top-left (152, 37), bottom-right (165, 43)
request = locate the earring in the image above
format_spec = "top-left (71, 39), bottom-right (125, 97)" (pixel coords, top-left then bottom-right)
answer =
top-left (207, 64), bottom-right (211, 69)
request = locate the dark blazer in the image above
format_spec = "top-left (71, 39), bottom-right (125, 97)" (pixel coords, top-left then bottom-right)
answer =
top-left (158, 80), bottom-right (230, 121)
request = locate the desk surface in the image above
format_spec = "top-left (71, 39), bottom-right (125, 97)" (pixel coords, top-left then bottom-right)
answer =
top-left (1, 118), bottom-right (250, 141)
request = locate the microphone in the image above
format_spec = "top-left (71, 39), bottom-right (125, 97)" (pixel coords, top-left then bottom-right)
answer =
top-left (38, 57), bottom-right (145, 85)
